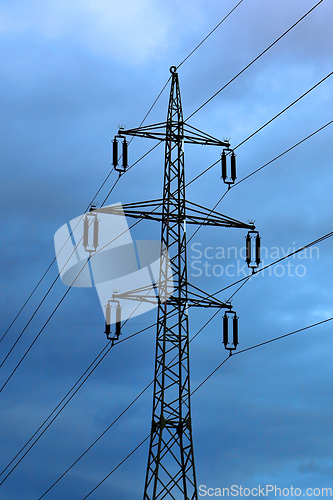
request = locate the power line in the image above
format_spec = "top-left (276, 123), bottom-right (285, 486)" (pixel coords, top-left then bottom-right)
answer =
top-left (0, 274), bottom-right (80, 391)
top-left (1, 288), bottom-right (176, 482)
top-left (186, 72), bottom-right (333, 188)
top-left (0, 191), bottom-right (116, 360)
top-left (0, 226), bottom-right (131, 389)
top-left (0, 230), bottom-right (89, 368)
top-left (234, 71), bottom-right (333, 151)
top-left (193, 316), bottom-right (333, 393)
top-left (0, 321), bottom-right (157, 485)
top-left (82, 435), bottom-right (150, 500)
top-left (185, 0), bottom-right (323, 121)
top-left (208, 228), bottom-right (333, 300)
top-left (186, 119), bottom-right (333, 246)
top-left (0, 169), bottom-right (115, 347)
top-left (176, 0), bottom-right (244, 70)
top-left (37, 383), bottom-right (153, 499)
top-left (232, 119), bottom-right (333, 188)
top-left (0, 197), bottom-right (164, 387)
top-left (3, 5), bottom-right (327, 492)
top-left (101, 141), bottom-right (163, 206)
top-left (40, 298), bottom-right (250, 499)
top-left (2, 0), bottom-right (251, 358)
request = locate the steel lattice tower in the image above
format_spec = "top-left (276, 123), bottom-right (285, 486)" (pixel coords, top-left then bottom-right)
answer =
top-left (143, 66), bottom-right (197, 500)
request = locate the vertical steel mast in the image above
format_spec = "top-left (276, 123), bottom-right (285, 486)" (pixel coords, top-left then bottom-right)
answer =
top-left (143, 66), bottom-right (197, 500)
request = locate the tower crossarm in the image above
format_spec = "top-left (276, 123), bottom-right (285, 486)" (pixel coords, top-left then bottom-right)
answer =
top-left (111, 289), bottom-right (231, 309)
top-left (93, 199), bottom-right (255, 230)
top-left (171, 297), bottom-right (231, 309)
top-left (185, 200), bottom-right (255, 229)
top-left (118, 122), bottom-right (230, 147)
top-left (187, 282), bottom-right (232, 309)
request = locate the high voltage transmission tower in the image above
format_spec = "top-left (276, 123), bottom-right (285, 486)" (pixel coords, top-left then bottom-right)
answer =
top-left (88, 66), bottom-right (259, 499)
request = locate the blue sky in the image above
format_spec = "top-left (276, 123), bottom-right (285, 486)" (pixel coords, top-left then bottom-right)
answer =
top-left (1, 0), bottom-right (333, 498)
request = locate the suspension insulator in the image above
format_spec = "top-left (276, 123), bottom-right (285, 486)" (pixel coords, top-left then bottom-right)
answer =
top-left (246, 234), bottom-right (251, 265)
top-left (83, 216), bottom-right (89, 249)
top-left (122, 138), bottom-right (128, 169)
top-left (245, 230), bottom-right (261, 270)
top-left (255, 233), bottom-right (261, 266)
top-left (223, 314), bottom-right (228, 347)
top-left (231, 152), bottom-right (236, 182)
top-left (221, 151), bottom-right (227, 181)
top-left (222, 311), bottom-right (239, 353)
top-left (83, 213), bottom-right (99, 253)
top-left (105, 304), bottom-right (111, 335)
top-left (93, 217), bottom-right (99, 251)
top-left (221, 148), bottom-right (236, 186)
top-left (115, 304), bottom-right (122, 338)
top-left (233, 314), bottom-right (239, 347)
top-left (112, 138), bottom-right (118, 167)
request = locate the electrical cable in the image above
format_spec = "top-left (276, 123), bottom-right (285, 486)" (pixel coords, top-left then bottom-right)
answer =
top-left (101, 141), bottom-right (163, 205)
top-left (186, 118), bottom-right (333, 248)
top-left (0, 230), bottom-right (91, 369)
top-left (0, 318), bottom-right (159, 484)
top-left (232, 119), bottom-right (333, 189)
top-left (0, 265), bottom-right (86, 391)
top-left (0, 194), bottom-right (164, 387)
top-left (0, 200), bottom-right (166, 392)
top-left (226, 275), bottom-right (251, 303)
top-left (78, 310), bottom-right (224, 500)
top-left (193, 316), bottom-right (333, 393)
top-left (3, 95), bottom-right (330, 492)
top-left (82, 435), bottom-right (150, 500)
top-left (34, 214), bottom-right (330, 495)
top-left (176, 0), bottom-right (244, 70)
top-left (1, 284), bottom-right (177, 482)
top-left (4, 0), bottom-right (239, 347)
top-left (207, 228), bottom-right (333, 300)
top-left (234, 72), bottom-right (333, 151)
top-left (185, 0), bottom-right (324, 121)
top-left (186, 73), bottom-right (333, 188)
top-left (0, 169), bottom-right (115, 348)
top-left (3, 3), bottom-right (328, 490)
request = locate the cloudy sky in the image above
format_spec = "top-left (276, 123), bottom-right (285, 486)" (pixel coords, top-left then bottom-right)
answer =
top-left (1, 0), bottom-right (333, 498)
